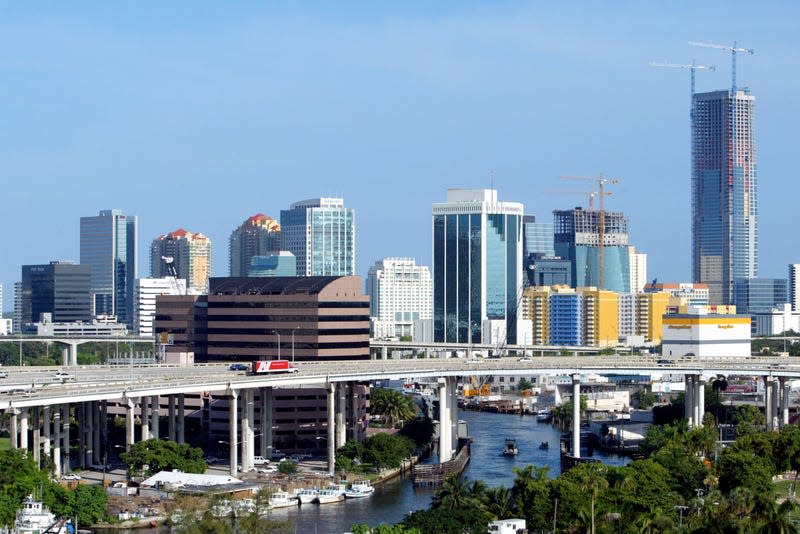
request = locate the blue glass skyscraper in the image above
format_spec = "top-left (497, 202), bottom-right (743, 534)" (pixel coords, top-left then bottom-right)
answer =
top-left (432, 189), bottom-right (523, 344)
top-left (80, 209), bottom-right (138, 324)
top-left (280, 198), bottom-right (355, 276)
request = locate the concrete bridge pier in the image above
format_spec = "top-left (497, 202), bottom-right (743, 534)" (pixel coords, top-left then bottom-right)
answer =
top-left (78, 402), bottom-right (88, 469)
top-left (327, 383), bottom-right (336, 475)
top-left (228, 388), bottom-right (238, 477)
top-left (572, 374), bottom-right (580, 458)
top-left (140, 396), bottom-right (150, 441)
top-left (684, 375), bottom-right (694, 427)
top-left (696, 376), bottom-right (705, 426)
top-left (764, 376), bottom-right (774, 431)
top-left (9, 409), bottom-right (19, 449)
top-left (52, 408), bottom-right (61, 477)
top-left (150, 396), bottom-right (159, 440)
top-left (437, 377), bottom-right (453, 462)
top-left (168, 395), bottom-right (176, 441)
top-left (19, 409), bottom-right (29, 450)
top-left (381, 346), bottom-right (388, 360)
top-left (260, 387), bottom-right (273, 459)
top-left (772, 378), bottom-right (781, 430)
top-left (61, 404), bottom-right (70, 474)
top-left (781, 378), bottom-right (790, 426)
top-left (177, 394), bottom-right (185, 443)
top-left (43, 406), bottom-right (51, 467)
top-left (125, 396), bottom-right (136, 450)
top-left (335, 383), bottom-right (347, 448)
top-left (57, 341), bottom-right (79, 366)
top-left (241, 389), bottom-right (255, 473)
top-left (31, 407), bottom-right (40, 466)
top-left (450, 376), bottom-right (459, 454)
top-left (92, 401), bottom-right (101, 465)
top-left (350, 383), bottom-right (360, 441)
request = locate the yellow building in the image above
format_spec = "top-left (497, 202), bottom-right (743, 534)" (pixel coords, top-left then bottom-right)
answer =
top-left (579, 288), bottom-right (619, 348)
top-left (636, 292), bottom-right (670, 343)
top-left (522, 287), bottom-right (550, 345)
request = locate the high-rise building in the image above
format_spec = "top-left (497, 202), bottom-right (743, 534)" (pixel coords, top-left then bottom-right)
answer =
top-left (150, 229), bottom-right (212, 293)
top-left (548, 288), bottom-right (583, 346)
top-left (580, 288), bottom-right (619, 348)
top-left (733, 278), bottom-right (787, 314)
top-left (526, 254), bottom-right (572, 287)
top-left (628, 246), bottom-right (647, 294)
top-left (80, 209), bottom-right (138, 324)
top-left (249, 252), bottom-right (297, 277)
top-left (432, 189), bottom-right (524, 344)
top-left (366, 257), bottom-right (432, 339)
top-left (692, 89), bottom-right (757, 305)
top-left (789, 264), bottom-right (800, 312)
top-left (635, 292), bottom-right (671, 344)
top-left (644, 282), bottom-right (710, 308)
top-left (229, 213), bottom-right (282, 277)
top-left (280, 198), bottom-right (355, 276)
top-left (521, 287), bottom-right (550, 345)
top-left (133, 277), bottom-right (187, 337)
top-left (618, 293), bottom-right (636, 339)
top-left (13, 282), bottom-right (22, 333)
top-left (522, 216), bottom-right (555, 258)
top-left (19, 262), bottom-right (92, 325)
top-left (553, 207), bottom-right (631, 293)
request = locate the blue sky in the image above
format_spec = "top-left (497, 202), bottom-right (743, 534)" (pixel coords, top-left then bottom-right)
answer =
top-left (2, 2), bottom-right (799, 312)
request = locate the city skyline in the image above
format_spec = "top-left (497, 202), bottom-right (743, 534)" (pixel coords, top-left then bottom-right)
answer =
top-left (2, 3), bottom-right (799, 312)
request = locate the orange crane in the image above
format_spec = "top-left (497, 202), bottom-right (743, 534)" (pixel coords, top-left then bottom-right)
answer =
top-left (559, 174), bottom-right (619, 289)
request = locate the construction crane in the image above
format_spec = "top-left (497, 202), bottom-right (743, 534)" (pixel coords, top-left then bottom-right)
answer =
top-left (162, 256), bottom-right (186, 296)
top-left (688, 40), bottom-right (753, 94)
top-left (546, 190), bottom-right (605, 211)
top-left (649, 60), bottom-right (715, 122)
top-left (560, 173), bottom-right (619, 289)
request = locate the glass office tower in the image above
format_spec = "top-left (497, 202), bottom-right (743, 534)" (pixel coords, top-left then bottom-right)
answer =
top-left (692, 89), bottom-right (757, 305)
top-left (80, 209), bottom-right (137, 324)
top-left (432, 189), bottom-right (523, 344)
top-left (280, 198), bottom-right (355, 276)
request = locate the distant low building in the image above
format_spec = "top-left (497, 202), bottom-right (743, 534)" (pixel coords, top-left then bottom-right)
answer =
top-left (661, 307), bottom-right (751, 358)
top-left (22, 313), bottom-right (127, 337)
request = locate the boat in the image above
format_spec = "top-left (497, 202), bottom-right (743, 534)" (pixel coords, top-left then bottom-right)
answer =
top-left (539, 441), bottom-right (549, 450)
top-left (14, 495), bottom-right (72, 534)
top-left (502, 438), bottom-right (519, 456)
top-left (268, 491), bottom-right (298, 509)
top-left (324, 483), bottom-right (348, 497)
top-left (345, 480), bottom-right (375, 499)
top-left (536, 409), bottom-right (553, 422)
top-left (314, 488), bottom-right (345, 504)
top-left (295, 488), bottom-right (319, 505)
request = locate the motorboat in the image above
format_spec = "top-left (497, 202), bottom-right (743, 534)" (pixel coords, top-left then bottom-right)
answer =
top-left (324, 483), bottom-right (348, 497)
top-left (268, 491), bottom-right (298, 509)
top-left (536, 409), bottom-right (552, 422)
top-left (502, 438), bottom-right (519, 456)
top-left (345, 480), bottom-right (375, 499)
top-left (539, 441), bottom-right (549, 450)
top-left (314, 488), bottom-right (345, 504)
top-left (295, 488), bottom-right (319, 505)
top-left (14, 495), bottom-right (71, 534)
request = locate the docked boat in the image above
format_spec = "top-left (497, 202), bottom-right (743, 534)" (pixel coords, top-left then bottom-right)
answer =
top-left (210, 500), bottom-right (234, 518)
top-left (539, 441), bottom-right (549, 450)
top-left (14, 495), bottom-right (72, 534)
top-left (502, 438), bottom-right (519, 456)
top-left (345, 480), bottom-right (375, 499)
top-left (268, 491), bottom-right (297, 509)
top-left (536, 409), bottom-right (552, 422)
top-left (324, 483), bottom-right (347, 497)
top-left (314, 488), bottom-right (345, 504)
top-left (295, 488), bottom-right (319, 505)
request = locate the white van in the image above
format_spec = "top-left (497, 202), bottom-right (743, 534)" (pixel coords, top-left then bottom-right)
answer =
top-left (253, 456), bottom-right (269, 466)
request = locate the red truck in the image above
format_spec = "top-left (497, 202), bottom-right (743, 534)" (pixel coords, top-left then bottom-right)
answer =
top-left (251, 360), bottom-right (299, 374)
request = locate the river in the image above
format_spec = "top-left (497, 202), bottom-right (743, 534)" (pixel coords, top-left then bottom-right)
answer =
top-left (267, 409), bottom-right (629, 533)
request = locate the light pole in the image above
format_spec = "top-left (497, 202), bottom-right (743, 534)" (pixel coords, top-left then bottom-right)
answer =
top-left (273, 330), bottom-right (281, 360)
top-left (675, 505), bottom-right (688, 529)
top-left (291, 326), bottom-right (299, 362)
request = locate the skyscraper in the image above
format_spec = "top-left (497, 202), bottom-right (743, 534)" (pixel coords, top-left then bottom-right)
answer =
top-left (280, 198), bottom-right (355, 276)
top-left (80, 209), bottom-right (138, 323)
top-left (628, 246), bottom-right (648, 294)
top-left (432, 189), bottom-right (524, 344)
top-left (789, 264), bottom-right (800, 312)
top-left (228, 213), bottom-right (281, 277)
top-left (553, 207), bottom-right (631, 293)
top-left (366, 257), bottom-right (432, 339)
top-left (19, 261), bottom-right (92, 325)
top-left (692, 89), bottom-right (757, 305)
top-left (150, 229), bottom-right (212, 293)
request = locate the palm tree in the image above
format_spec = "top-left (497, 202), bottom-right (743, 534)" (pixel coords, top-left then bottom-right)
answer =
top-left (484, 486), bottom-right (515, 519)
top-left (370, 388), bottom-right (418, 427)
top-left (576, 463), bottom-right (608, 534)
top-left (758, 500), bottom-right (799, 534)
top-left (433, 472), bottom-right (473, 512)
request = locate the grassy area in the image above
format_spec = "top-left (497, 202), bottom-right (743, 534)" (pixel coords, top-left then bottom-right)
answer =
top-left (0, 437), bottom-right (9, 450)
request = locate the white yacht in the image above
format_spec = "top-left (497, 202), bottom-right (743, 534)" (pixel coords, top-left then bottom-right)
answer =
top-left (268, 491), bottom-right (297, 509)
top-left (14, 495), bottom-right (71, 534)
top-left (295, 488), bottom-right (319, 505)
top-left (314, 488), bottom-right (345, 504)
top-left (344, 480), bottom-right (375, 499)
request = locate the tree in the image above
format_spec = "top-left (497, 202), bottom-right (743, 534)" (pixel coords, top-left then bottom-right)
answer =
top-left (48, 484), bottom-right (108, 528)
top-left (370, 388), bottom-right (418, 427)
top-left (574, 463), bottom-right (609, 534)
top-left (516, 378), bottom-right (534, 392)
top-left (362, 432), bottom-right (414, 470)
top-left (633, 388), bottom-right (657, 410)
top-left (717, 448), bottom-right (775, 508)
top-left (120, 439), bottom-right (206, 477)
top-left (0, 449), bottom-right (52, 525)
top-left (511, 465), bottom-right (552, 530)
top-left (398, 417), bottom-right (434, 448)
top-left (277, 460), bottom-right (298, 475)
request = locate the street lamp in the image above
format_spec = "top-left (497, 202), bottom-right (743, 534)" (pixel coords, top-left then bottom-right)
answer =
top-left (273, 330), bottom-right (281, 360)
top-left (675, 505), bottom-right (689, 529)
top-left (291, 326), bottom-right (300, 362)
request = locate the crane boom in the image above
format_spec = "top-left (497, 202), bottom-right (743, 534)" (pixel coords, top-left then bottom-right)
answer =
top-left (689, 40), bottom-right (753, 93)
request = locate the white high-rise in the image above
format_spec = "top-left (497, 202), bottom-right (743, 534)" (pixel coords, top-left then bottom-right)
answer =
top-left (366, 258), bottom-right (432, 339)
top-left (133, 277), bottom-right (187, 337)
top-left (628, 246), bottom-right (648, 294)
top-left (790, 264), bottom-right (800, 312)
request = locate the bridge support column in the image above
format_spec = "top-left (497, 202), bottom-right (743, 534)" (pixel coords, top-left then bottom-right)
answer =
top-left (18, 409), bottom-right (28, 449)
top-left (93, 401), bottom-right (101, 465)
top-left (77, 403), bottom-right (86, 469)
top-left (438, 377), bottom-right (453, 462)
top-left (43, 406), bottom-right (51, 466)
top-left (61, 347), bottom-right (69, 366)
top-left (772, 378), bottom-right (781, 430)
top-left (350, 383), bottom-right (360, 442)
top-left (125, 397), bottom-right (136, 450)
top-left (53, 408), bottom-right (61, 477)
top-left (260, 388), bottom-right (272, 459)
top-left (61, 404), bottom-right (70, 474)
top-left (684, 375), bottom-right (694, 427)
top-left (450, 377), bottom-right (459, 453)
top-left (9, 409), bottom-right (18, 449)
top-left (696, 376), bottom-right (705, 427)
top-left (572, 374), bottom-right (581, 458)
top-left (229, 389), bottom-right (239, 477)
top-left (101, 401), bottom-right (108, 460)
top-left (764, 376), bottom-right (774, 431)
top-left (782, 378), bottom-right (790, 427)
top-left (327, 383), bottom-right (336, 475)
top-left (336, 384), bottom-right (347, 448)
top-left (150, 396), bottom-right (159, 440)
top-left (140, 396), bottom-right (150, 441)
top-left (381, 346), bottom-right (388, 360)
top-left (168, 395), bottom-right (176, 441)
top-left (32, 407), bottom-right (40, 467)
top-left (69, 343), bottom-right (78, 366)
top-left (242, 389), bottom-right (254, 473)
top-left (177, 394), bottom-right (185, 443)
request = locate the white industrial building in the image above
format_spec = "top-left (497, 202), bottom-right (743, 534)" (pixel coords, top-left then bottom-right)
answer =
top-left (367, 257), bottom-right (432, 340)
top-left (134, 277), bottom-right (187, 336)
top-left (661, 307), bottom-right (751, 358)
top-left (752, 303), bottom-right (800, 337)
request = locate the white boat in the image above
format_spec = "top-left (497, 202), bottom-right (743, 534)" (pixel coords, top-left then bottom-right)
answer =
top-left (314, 488), bottom-right (345, 504)
top-left (536, 409), bottom-right (552, 422)
top-left (345, 480), bottom-right (375, 499)
top-left (295, 488), bottom-right (319, 505)
top-left (268, 491), bottom-right (297, 509)
top-left (233, 498), bottom-right (256, 517)
top-left (14, 495), bottom-right (71, 534)
top-left (502, 438), bottom-right (519, 456)
top-left (324, 483), bottom-right (347, 497)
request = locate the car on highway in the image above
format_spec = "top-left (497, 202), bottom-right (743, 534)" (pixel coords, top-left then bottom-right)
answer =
top-left (52, 371), bottom-right (73, 381)
top-left (0, 370), bottom-right (7, 379)
top-left (258, 465), bottom-right (278, 475)
top-left (229, 363), bottom-right (249, 371)
top-left (63, 474), bottom-right (81, 480)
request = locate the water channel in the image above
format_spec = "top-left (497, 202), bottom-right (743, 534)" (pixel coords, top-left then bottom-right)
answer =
top-left (268, 409), bottom-right (629, 533)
